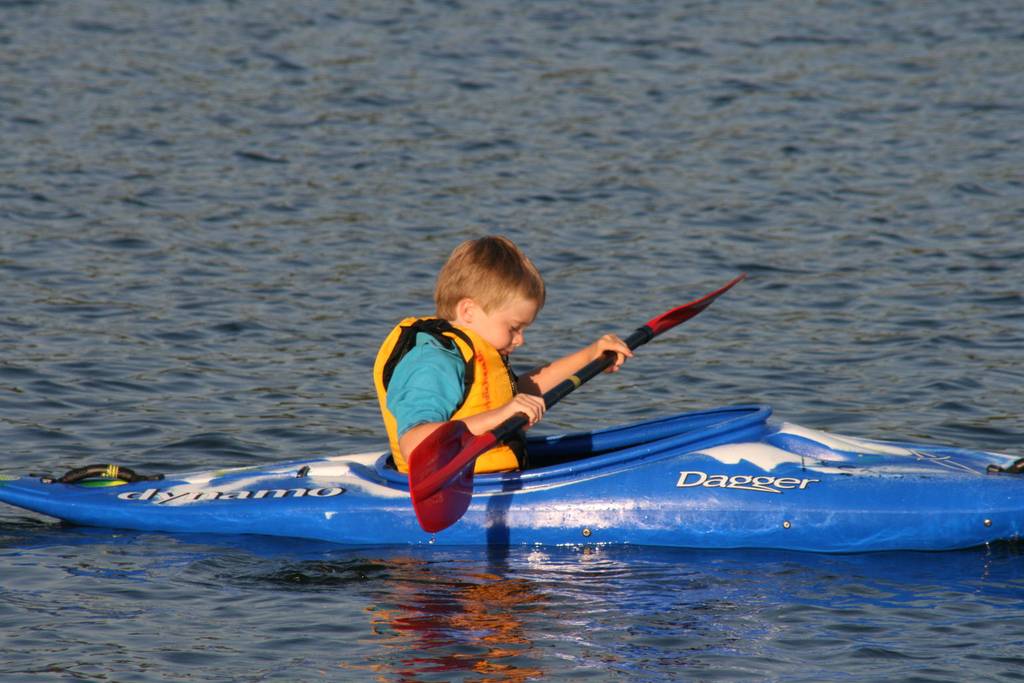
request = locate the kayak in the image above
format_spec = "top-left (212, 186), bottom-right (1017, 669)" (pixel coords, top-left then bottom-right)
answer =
top-left (1, 404), bottom-right (1022, 552)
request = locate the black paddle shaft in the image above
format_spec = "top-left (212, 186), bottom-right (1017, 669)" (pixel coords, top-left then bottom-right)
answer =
top-left (490, 326), bottom-right (654, 445)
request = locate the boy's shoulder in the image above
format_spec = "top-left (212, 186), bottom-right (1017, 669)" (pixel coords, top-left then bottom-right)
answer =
top-left (412, 330), bottom-right (463, 356)
top-left (377, 317), bottom-right (472, 392)
top-left (397, 331), bottom-right (465, 372)
top-left (389, 333), bottom-right (466, 394)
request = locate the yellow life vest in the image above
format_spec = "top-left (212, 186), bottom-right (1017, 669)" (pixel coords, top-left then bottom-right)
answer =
top-left (373, 317), bottom-right (524, 474)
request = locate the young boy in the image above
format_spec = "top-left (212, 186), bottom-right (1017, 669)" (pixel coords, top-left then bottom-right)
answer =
top-left (373, 235), bottom-right (632, 474)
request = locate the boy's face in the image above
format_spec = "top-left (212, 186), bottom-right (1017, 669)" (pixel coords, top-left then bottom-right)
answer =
top-left (456, 296), bottom-right (538, 356)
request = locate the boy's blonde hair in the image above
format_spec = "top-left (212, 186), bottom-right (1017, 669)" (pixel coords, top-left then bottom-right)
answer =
top-left (435, 236), bottom-right (546, 319)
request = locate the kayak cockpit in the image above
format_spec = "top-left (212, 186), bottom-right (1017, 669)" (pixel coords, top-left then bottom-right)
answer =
top-left (373, 404), bottom-right (774, 489)
top-left (525, 404), bottom-right (772, 468)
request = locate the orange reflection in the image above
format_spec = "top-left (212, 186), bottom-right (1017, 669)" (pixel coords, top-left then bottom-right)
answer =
top-left (365, 560), bottom-right (547, 682)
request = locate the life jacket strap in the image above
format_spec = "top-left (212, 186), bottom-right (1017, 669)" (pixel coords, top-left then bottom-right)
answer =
top-left (379, 318), bottom-right (476, 414)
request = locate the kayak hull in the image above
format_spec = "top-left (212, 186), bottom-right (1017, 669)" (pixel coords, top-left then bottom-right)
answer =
top-left (1, 405), bottom-right (1022, 552)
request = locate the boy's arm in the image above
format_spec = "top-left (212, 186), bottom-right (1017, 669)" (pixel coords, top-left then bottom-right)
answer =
top-left (399, 394), bottom-right (546, 459)
top-left (520, 331), bottom-right (630, 395)
top-left (517, 334), bottom-right (633, 396)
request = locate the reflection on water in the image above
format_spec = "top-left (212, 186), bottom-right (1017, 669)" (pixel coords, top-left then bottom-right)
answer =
top-left (4, 525), bottom-right (1024, 681)
top-left (268, 550), bottom-right (548, 681)
top-left (238, 542), bottom-right (1024, 681)
top-left (372, 571), bottom-right (545, 680)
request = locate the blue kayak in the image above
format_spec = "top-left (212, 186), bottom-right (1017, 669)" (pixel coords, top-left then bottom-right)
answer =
top-left (1, 405), bottom-right (1022, 552)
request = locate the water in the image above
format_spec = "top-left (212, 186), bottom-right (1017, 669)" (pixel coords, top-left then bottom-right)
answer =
top-left (4, 531), bottom-right (1024, 683)
top-left (1, 0), bottom-right (1022, 680)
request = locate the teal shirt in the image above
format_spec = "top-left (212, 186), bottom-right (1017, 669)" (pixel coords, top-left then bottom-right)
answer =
top-left (386, 333), bottom-right (466, 436)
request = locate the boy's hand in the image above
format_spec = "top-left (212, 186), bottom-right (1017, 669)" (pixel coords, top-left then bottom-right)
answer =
top-left (459, 393), bottom-right (546, 438)
top-left (507, 393), bottom-right (546, 427)
top-left (589, 334), bottom-right (634, 373)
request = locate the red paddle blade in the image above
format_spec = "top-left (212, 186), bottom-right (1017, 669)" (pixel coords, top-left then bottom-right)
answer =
top-left (643, 273), bottom-right (746, 337)
top-left (408, 421), bottom-right (497, 533)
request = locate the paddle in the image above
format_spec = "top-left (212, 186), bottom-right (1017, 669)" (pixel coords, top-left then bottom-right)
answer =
top-left (408, 273), bottom-right (747, 533)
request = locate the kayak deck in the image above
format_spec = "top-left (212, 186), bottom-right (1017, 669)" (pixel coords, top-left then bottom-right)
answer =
top-left (1, 405), bottom-right (1022, 552)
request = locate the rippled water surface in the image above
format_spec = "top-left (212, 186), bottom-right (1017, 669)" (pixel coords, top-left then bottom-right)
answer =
top-left (2, 0), bottom-right (1023, 680)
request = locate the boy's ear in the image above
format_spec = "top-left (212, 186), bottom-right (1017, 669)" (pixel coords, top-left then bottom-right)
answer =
top-left (454, 297), bottom-right (477, 323)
